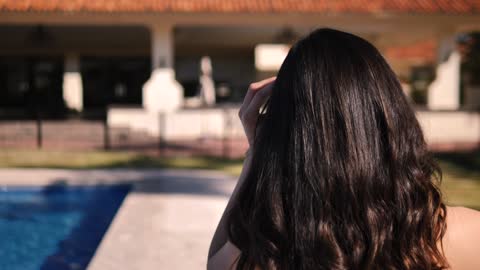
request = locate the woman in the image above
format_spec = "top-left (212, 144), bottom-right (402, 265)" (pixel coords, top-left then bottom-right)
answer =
top-left (208, 28), bottom-right (480, 270)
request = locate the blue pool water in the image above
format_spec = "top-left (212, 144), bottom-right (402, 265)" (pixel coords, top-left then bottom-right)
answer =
top-left (0, 185), bottom-right (130, 270)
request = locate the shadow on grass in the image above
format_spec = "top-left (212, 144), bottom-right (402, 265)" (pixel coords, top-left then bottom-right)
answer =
top-left (0, 150), bottom-right (245, 175)
top-left (93, 155), bottom-right (245, 176)
top-left (99, 155), bottom-right (243, 170)
top-left (434, 150), bottom-right (480, 180)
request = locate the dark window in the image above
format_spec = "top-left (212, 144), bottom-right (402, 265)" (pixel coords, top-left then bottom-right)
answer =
top-left (81, 57), bottom-right (150, 110)
top-left (0, 57), bottom-right (64, 119)
top-left (410, 65), bottom-right (435, 105)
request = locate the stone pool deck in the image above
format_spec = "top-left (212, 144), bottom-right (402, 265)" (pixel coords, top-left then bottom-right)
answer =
top-left (0, 168), bottom-right (238, 269)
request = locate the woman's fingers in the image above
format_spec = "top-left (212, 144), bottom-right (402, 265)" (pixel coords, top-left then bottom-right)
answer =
top-left (239, 77), bottom-right (276, 118)
top-left (243, 82), bottom-right (273, 122)
top-left (238, 77), bottom-right (276, 147)
top-left (239, 88), bottom-right (256, 117)
top-left (250, 77), bottom-right (276, 91)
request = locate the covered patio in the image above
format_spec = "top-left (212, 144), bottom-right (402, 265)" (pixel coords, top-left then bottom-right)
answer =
top-left (0, 0), bottom-right (480, 150)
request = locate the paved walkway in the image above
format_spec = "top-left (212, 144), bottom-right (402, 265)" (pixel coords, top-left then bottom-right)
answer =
top-left (0, 168), bottom-right (238, 269)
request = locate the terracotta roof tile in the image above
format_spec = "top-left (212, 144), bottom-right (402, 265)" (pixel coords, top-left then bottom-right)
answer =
top-left (0, 0), bottom-right (479, 14)
top-left (385, 39), bottom-right (437, 62)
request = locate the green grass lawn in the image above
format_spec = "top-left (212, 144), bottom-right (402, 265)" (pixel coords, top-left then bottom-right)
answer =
top-left (0, 149), bottom-right (478, 209)
top-left (0, 150), bottom-right (245, 175)
top-left (436, 151), bottom-right (480, 210)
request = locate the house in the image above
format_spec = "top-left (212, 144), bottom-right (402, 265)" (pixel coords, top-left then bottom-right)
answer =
top-left (0, 0), bottom-right (479, 150)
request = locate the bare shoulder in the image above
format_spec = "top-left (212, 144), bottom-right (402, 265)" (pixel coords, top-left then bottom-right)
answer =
top-left (443, 206), bottom-right (480, 269)
top-left (446, 206), bottom-right (480, 233)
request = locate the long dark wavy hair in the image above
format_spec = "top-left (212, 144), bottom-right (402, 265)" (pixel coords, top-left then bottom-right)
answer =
top-left (227, 28), bottom-right (448, 270)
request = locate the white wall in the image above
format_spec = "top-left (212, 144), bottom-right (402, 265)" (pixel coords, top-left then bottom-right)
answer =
top-left (109, 107), bottom-right (480, 148)
top-left (417, 110), bottom-right (480, 145)
top-left (108, 107), bottom-right (245, 140)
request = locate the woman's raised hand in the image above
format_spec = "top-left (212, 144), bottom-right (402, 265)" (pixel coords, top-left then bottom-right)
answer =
top-left (238, 77), bottom-right (276, 148)
top-left (208, 80), bottom-right (275, 270)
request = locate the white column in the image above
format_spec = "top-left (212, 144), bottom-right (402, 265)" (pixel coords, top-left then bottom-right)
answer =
top-left (63, 53), bottom-right (83, 112)
top-left (142, 24), bottom-right (184, 112)
top-left (427, 36), bottom-right (461, 110)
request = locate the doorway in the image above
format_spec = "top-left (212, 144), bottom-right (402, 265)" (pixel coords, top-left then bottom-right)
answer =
top-left (0, 56), bottom-right (64, 119)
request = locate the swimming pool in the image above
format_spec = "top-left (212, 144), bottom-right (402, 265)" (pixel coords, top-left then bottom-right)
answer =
top-left (0, 185), bottom-right (130, 270)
